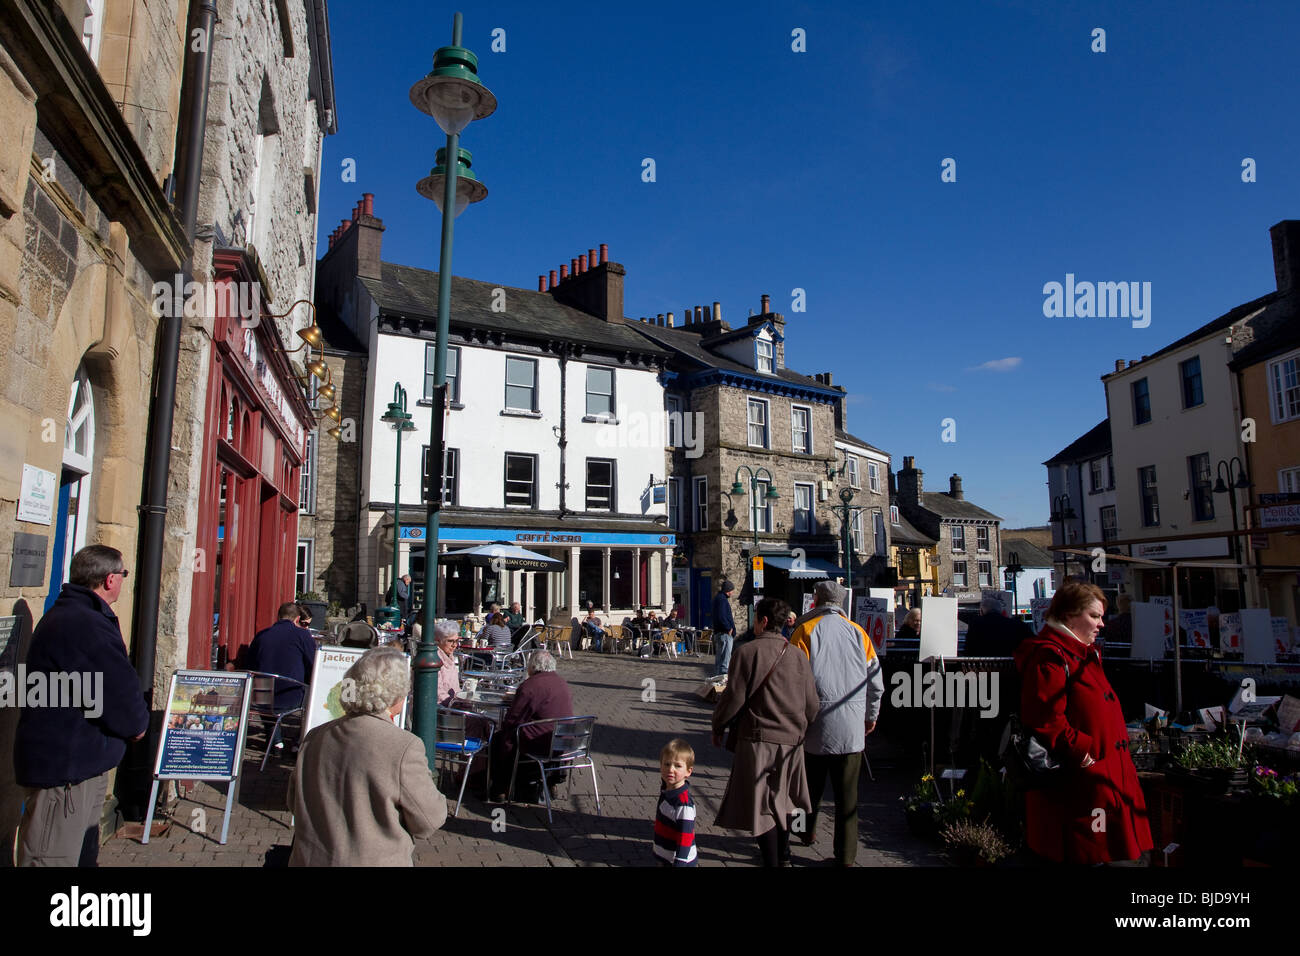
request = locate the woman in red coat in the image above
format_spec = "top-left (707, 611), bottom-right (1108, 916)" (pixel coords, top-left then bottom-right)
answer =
top-left (1013, 581), bottom-right (1153, 864)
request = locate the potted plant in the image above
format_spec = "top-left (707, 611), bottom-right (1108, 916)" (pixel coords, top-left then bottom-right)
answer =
top-left (901, 774), bottom-right (942, 840)
top-left (296, 591), bottom-right (328, 630)
top-left (941, 819), bottom-right (1013, 867)
top-left (1169, 737), bottom-right (1251, 792)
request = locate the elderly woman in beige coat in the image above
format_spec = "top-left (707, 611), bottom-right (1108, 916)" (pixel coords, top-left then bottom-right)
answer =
top-left (288, 647), bottom-right (447, 866)
top-left (712, 597), bottom-right (820, 866)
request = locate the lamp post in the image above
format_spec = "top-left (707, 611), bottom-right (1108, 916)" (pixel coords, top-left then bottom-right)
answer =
top-left (830, 486), bottom-right (877, 598)
top-left (1212, 456), bottom-right (1252, 607)
top-left (410, 12), bottom-right (496, 763)
top-left (730, 465), bottom-right (779, 627)
top-left (1005, 550), bottom-right (1024, 616)
top-left (378, 383), bottom-right (417, 624)
top-left (1050, 493), bottom-right (1077, 587)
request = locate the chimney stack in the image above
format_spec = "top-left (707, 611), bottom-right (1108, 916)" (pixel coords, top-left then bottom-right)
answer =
top-left (949, 474), bottom-right (964, 500)
top-left (1270, 220), bottom-right (1300, 294)
top-left (1115, 359), bottom-right (1125, 372)
top-left (667, 311), bottom-right (674, 327)
top-left (761, 294), bottom-right (770, 314)
top-left (546, 242), bottom-right (624, 322)
top-left (897, 456), bottom-right (923, 507)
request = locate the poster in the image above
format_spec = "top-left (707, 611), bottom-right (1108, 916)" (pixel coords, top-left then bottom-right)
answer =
top-left (1150, 596), bottom-right (1175, 651)
top-left (801, 593), bottom-right (815, 614)
top-left (1029, 598), bottom-right (1052, 633)
top-left (155, 671), bottom-right (252, 780)
top-left (981, 589), bottom-right (1014, 616)
top-left (303, 645), bottom-right (411, 736)
top-left (1239, 608), bottom-right (1275, 663)
top-left (1219, 612), bottom-right (1243, 653)
top-left (1271, 617), bottom-right (1292, 656)
top-left (855, 597), bottom-right (890, 652)
top-left (919, 596), bottom-right (957, 660)
top-left (1179, 609), bottom-right (1210, 648)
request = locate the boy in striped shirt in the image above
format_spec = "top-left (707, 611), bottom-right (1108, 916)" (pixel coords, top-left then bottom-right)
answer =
top-left (654, 739), bottom-right (697, 866)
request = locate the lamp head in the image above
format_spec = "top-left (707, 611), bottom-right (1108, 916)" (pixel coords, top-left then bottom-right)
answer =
top-left (409, 45), bottom-right (497, 135)
top-left (416, 147), bottom-right (489, 217)
top-left (730, 480), bottom-right (746, 496)
top-left (839, 486), bottom-right (855, 504)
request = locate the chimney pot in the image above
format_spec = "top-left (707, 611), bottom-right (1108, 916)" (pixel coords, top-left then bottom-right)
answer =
top-left (571, 257), bottom-right (579, 277)
top-left (713, 301), bottom-right (721, 323)
top-left (657, 313), bottom-right (664, 326)
top-left (581, 254), bottom-right (589, 273)
top-left (695, 306), bottom-right (704, 323)
top-left (684, 307), bottom-right (692, 325)
top-left (823, 372), bottom-right (833, 386)
top-left (1115, 359), bottom-right (1125, 372)
top-left (353, 202), bottom-right (362, 221)
top-left (340, 219), bottom-right (349, 231)
top-left (949, 474), bottom-right (964, 500)
top-left (588, 248), bottom-right (597, 269)
top-left (539, 275), bottom-right (547, 292)
top-left (761, 294), bottom-right (770, 314)
top-left (362, 193), bottom-right (374, 216)
top-left (667, 311), bottom-right (674, 327)
top-left (600, 243), bottom-right (608, 264)
top-left (560, 265), bottom-right (568, 280)
top-left (549, 270), bottom-right (558, 288)
top-left (903, 456), bottom-right (915, 470)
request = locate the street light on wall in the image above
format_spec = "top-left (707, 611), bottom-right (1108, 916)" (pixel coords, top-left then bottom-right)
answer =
top-left (273, 298), bottom-right (343, 441)
top-left (1212, 456), bottom-right (1252, 607)
top-left (410, 12), bottom-right (496, 764)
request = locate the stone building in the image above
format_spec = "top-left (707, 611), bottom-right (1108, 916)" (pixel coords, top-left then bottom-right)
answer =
top-left (633, 298), bottom-right (888, 629)
top-left (889, 492), bottom-right (939, 610)
top-left (895, 457), bottom-right (1002, 604)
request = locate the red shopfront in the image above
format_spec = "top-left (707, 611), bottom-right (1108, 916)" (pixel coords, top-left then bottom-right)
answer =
top-left (187, 249), bottom-right (315, 669)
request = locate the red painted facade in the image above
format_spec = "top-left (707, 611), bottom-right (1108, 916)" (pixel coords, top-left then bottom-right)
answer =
top-left (187, 250), bottom-right (315, 669)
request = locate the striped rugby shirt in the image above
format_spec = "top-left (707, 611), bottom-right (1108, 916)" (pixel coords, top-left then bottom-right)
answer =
top-left (653, 782), bottom-right (697, 866)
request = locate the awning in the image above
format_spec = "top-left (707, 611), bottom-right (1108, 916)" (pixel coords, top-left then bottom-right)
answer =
top-left (760, 554), bottom-right (843, 580)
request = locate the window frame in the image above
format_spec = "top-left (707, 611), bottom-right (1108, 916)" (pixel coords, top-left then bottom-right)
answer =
top-left (1269, 350), bottom-right (1300, 424)
top-left (422, 445), bottom-right (459, 505)
top-left (295, 539), bottom-right (313, 596)
top-left (1090, 458), bottom-right (1104, 493)
top-left (1100, 505), bottom-right (1117, 542)
top-left (747, 397), bottom-right (770, 449)
top-left (952, 560), bottom-right (968, 588)
top-left (504, 356), bottom-right (539, 413)
top-left (299, 430), bottom-right (317, 513)
top-left (846, 455), bottom-right (860, 489)
top-left (585, 365), bottom-right (616, 419)
top-left (1180, 355), bottom-right (1204, 409)
top-left (850, 510), bottom-right (865, 553)
top-left (1132, 378), bottom-right (1152, 425)
top-left (890, 504), bottom-right (900, 526)
top-left (1279, 466), bottom-right (1300, 493)
top-left (667, 477), bottom-right (682, 531)
top-left (504, 452), bottom-right (538, 508)
top-left (1139, 465), bottom-right (1160, 527)
top-left (978, 560), bottom-right (993, 587)
top-left (790, 405), bottom-right (812, 455)
top-left (755, 338), bottom-right (774, 374)
top-left (749, 478), bottom-right (773, 534)
top-left (1188, 452), bottom-right (1214, 521)
top-left (585, 457), bottom-right (616, 512)
top-left (424, 343), bottom-right (461, 404)
top-left (976, 526), bottom-right (989, 552)
top-left (665, 395), bottom-right (683, 447)
top-left (793, 482), bottom-right (814, 534)
top-left (868, 461), bottom-right (881, 493)
top-left (951, 525), bottom-right (966, 552)
top-left (693, 475), bottom-right (708, 531)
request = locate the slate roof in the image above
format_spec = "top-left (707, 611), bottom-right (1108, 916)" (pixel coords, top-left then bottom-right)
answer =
top-left (1001, 537), bottom-right (1055, 568)
top-left (361, 262), bottom-right (669, 359)
top-left (1043, 420), bottom-right (1111, 466)
top-left (1102, 291), bottom-right (1279, 378)
top-left (835, 428), bottom-right (889, 458)
top-left (631, 321), bottom-right (838, 394)
top-left (889, 504), bottom-right (937, 547)
top-left (1228, 294), bottom-right (1300, 368)
top-left (917, 492), bottom-right (1002, 522)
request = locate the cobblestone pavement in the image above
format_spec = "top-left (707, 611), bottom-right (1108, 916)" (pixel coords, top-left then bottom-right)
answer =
top-left (99, 650), bottom-right (948, 867)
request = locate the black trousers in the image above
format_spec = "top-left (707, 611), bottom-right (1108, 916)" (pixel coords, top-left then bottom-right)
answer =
top-left (805, 751), bottom-right (863, 866)
top-left (756, 825), bottom-right (790, 867)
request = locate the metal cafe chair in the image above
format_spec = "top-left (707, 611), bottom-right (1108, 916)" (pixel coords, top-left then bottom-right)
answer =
top-left (694, 628), bottom-right (713, 656)
top-left (246, 671), bottom-right (308, 771)
top-left (506, 716), bottom-right (601, 823)
top-left (435, 706), bottom-right (496, 816)
top-left (654, 627), bottom-right (679, 659)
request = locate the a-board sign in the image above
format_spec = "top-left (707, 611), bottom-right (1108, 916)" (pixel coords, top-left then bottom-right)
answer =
top-left (154, 671), bottom-right (252, 780)
top-left (855, 597), bottom-right (890, 652)
top-left (303, 645), bottom-right (411, 736)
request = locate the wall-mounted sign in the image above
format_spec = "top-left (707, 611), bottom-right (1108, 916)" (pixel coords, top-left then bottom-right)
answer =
top-left (401, 525), bottom-right (676, 547)
top-left (17, 464), bottom-right (56, 525)
top-left (1134, 538), bottom-right (1228, 559)
top-left (9, 532), bottom-right (48, 587)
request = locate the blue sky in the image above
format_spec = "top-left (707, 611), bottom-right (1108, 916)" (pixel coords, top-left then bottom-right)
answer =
top-left (318, 0), bottom-right (1299, 528)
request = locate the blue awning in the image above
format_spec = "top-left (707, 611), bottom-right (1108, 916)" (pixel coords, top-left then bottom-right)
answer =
top-left (760, 554), bottom-right (843, 580)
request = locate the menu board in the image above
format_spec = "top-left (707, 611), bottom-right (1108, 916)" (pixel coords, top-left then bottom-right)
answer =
top-left (154, 671), bottom-right (252, 780)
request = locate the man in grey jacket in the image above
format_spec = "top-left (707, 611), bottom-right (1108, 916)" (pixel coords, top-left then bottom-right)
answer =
top-left (787, 580), bottom-right (884, 866)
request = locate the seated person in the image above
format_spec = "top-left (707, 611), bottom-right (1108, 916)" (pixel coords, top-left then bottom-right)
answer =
top-left (491, 650), bottom-right (574, 801)
top-left (431, 620), bottom-right (461, 706)
top-left (505, 601), bottom-right (526, 631)
top-left (896, 608), bottom-right (921, 643)
top-left (480, 612), bottom-right (514, 651)
top-left (244, 601), bottom-right (318, 750)
top-left (581, 605), bottom-right (606, 651)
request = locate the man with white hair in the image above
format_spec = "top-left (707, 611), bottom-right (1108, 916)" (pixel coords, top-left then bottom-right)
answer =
top-left (787, 580), bottom-right (884, 867)
top-left (491, 650), bottom-right (574, 801)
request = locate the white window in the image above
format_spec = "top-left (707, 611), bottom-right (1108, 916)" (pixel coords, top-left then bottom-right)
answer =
top-left (82, 0), bottom-right (103, 65)
top-left (791, 406), bottom-right (811, 454)
top-left (1280, 466), bottom-right (1300, 493)
top-left (668, 477), bottom-right (682, 531)
top-left (424, 344), bottom-right (460, 403)
top-left (750, 479), bottom-right (772, 533)
top-left (890, 504), bottom-right (900, 525)
top-left (951, 525), bottom-right (965, 551)
top-left (976, 526), bottom-right (989, 551)
top-left (296, 540), bottom-right (313, 596)
top-left (874, 511), bottom-right (886, 556)
top-left (868, 461), bottom-right (881, 493)
top-left (586, 366), bottom-right (615, 418)
top-left (504, 453), bottom-right (537, 507)
top-left (747, 398), bottom-right (769, 448)
top-left (505, 357), bottom-right (538, 412)
top-left (978, 561), bottom-right (993, 587)
top-left (586, 458), bottom-right (615, 511)
top-left (1090, 458), bottom-right (1104, 492)
top-left (666, 395), bottom-right (682, 447)
top-left (299, 431), bottom-right (317, 513)
top-left (794, 483), bottom-right (814, 534)
top-left (756, 339), bottom-right (774, 373)
top-left (850, 510), bottom-right (865, 553)
top-left (1270, 351), bottom-right (1300, 423)
top-left (952, 560), bottom-right (968, 588)
top-left (846, 455), bottom-right (859, 489)
top-left (693, 476), bottom-right (708, 531)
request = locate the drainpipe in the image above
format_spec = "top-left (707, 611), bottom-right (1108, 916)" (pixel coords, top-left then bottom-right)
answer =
top-left (132, 0), bottom-right (217, 695)
top-left (557, 345), bottom-right (569, 518)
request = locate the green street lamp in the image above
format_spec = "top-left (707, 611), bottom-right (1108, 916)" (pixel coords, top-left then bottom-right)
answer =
top-left (1005, 550), bottom-right (1024, 616)
top-left (378, 383), bottom-right (417, 626)
top-left (731, 465), bottom-right (779, 627)
top-left (829, 485), bottom-right (878, 599)
top-left (410, 12), bottom-right (495, 766)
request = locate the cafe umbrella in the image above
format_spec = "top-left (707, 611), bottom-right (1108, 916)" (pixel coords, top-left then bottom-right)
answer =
top-left (440, 541), bottom-right (566, 572)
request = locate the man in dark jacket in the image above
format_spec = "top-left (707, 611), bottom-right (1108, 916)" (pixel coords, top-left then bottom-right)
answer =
top-left (711, 581), bottom-right (737, 675)
top-left (491, 650), bottom-right (574, 800)
top-left (245, 602), bottom-right (318, 748)
top-left (962, 595), bottom-right (1032, 657)
top-left (15, 545), bottom-right (149, 866)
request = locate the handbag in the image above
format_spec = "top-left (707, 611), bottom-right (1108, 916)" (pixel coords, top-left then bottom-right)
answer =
top-left (721, 640), bottom-right (789, 752)
top-left (999, 657), bottom-right (1076, 790)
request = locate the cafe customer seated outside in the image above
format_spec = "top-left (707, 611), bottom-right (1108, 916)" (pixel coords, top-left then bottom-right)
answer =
top-left (582, 603), bottom-right (606, 652)
top-left (430, 620), bottom-right (461, 705)
top-left (490, 650), bottom-right (574, 802)
top-left (481, 612), bottom-right (514, 652)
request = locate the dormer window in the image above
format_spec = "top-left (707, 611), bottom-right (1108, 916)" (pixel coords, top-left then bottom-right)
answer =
top-left (756, 339), bottom-right (774, 373)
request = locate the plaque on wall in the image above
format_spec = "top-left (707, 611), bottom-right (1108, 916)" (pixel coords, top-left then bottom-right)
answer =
top-left (9, 532), bottom-right (48, 587)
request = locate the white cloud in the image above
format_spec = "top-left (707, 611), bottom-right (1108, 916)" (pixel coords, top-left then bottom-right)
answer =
top-left (970, 357), bottom-right (1022, 372)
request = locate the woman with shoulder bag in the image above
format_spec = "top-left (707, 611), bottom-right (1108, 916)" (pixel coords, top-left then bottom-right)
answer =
top-left (1012, 581), bottom-right (1153, 864)
top-left (711, 598), bottom-right (820, 866)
